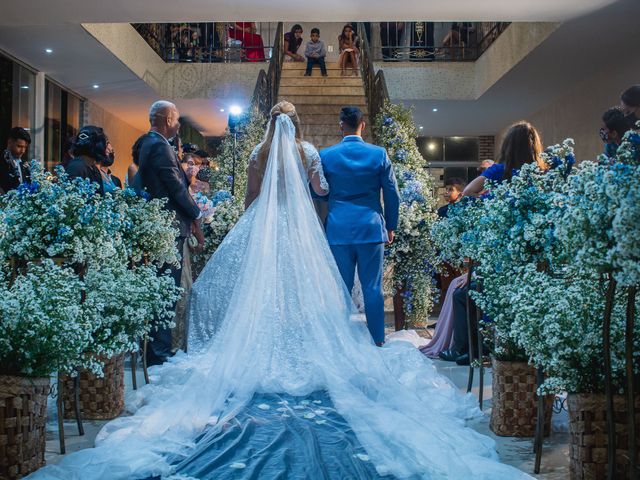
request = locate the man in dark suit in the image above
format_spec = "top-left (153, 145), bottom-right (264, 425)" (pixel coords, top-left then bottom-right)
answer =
top-left (133, 100), bottom-right (201, 365)
top-left (1, 127), bottom-right (31, 195)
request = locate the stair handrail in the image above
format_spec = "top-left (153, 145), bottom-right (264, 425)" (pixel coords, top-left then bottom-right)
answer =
top-left (251, 22), bottom-right (284, 117)
top-left (358, 23), bottom-right (389, 142)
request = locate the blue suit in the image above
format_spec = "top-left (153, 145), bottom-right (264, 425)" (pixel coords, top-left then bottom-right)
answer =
top-left (320, 136), bottom-right (400, 344)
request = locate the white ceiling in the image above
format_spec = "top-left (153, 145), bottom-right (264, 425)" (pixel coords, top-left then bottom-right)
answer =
top-left (1, 0), bottom-right (618, 25)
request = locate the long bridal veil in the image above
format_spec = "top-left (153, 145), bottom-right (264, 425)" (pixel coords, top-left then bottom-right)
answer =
top-left (31, 115), bottom-right (530, 479)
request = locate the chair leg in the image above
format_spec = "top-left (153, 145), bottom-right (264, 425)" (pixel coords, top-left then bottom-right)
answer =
top-left (142, 336), bottom-right (150, 385)
top-left (533, 366), bottom-right (545, 473)
top-left (56, 374), bottom-right (66, 454)
top-left (73, 375), bottom-right (84, 436)
top-left (130, 351), bottom-right (138, 390)
top-left (465, 264), bottom-right (475, 394)
top-left (477, 317), bottom-right (484, 410)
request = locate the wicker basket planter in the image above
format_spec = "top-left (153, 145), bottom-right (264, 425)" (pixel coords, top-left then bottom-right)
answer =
top-left (568, 393), bottom-right (640, 479)
top-left (490, 359), bottom-right (553, 437)
top-left (61, 354), bottom-right (125, 420)
top-left (0, 375), bottom-right (50, 479)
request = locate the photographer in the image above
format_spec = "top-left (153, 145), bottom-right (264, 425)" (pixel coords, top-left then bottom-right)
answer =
top-left (1, 127), bottom-right (31, 195)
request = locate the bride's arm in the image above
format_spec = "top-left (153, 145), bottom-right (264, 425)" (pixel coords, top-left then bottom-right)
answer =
top-left (304, 142), bottom-right (329, 196)
top-left (244, 162), bottom-right (261, 209)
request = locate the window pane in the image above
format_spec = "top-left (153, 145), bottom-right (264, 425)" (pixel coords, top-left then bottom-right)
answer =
top-left (45, 81), bottom-right (62, 170)
top-left (417, 136), bottom-right (443, 163)
top-left (443, 136), bottom-right (478, 162)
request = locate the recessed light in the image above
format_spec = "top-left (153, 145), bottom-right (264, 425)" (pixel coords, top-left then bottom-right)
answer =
top-left (45, 48), bottom-right (53, 54)
top-left (20, 85), bottom-right (29, 90)
top-left (432, 108), bottom-right (438, 112)
top-left (428, 142), bottom-right (436, 151)
top-left (219, 108), bottom-right (225, 112)
top-left (92, 84), bottom-right (100, 89)
top-left (229, 105), bottom-right (242, 115)
top-left (419, 125), bottom-right (424, 130)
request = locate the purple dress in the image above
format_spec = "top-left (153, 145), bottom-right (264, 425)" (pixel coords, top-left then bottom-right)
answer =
top-left (420, 273), bottom-right (467, 358)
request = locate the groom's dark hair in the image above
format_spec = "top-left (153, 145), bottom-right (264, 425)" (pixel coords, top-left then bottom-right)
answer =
top-left (340, 106), bottom-right (364, 129)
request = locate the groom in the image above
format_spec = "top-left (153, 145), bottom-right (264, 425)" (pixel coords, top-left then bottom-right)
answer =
top-left (320, 106), bottom-right (400, 346)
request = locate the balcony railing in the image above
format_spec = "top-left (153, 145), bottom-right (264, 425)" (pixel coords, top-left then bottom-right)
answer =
top-left (132, 22), bottom-right (278, 63)
top-left (369, 22), bottom-right (510, 62)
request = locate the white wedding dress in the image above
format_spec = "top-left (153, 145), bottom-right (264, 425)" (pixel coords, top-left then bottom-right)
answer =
top-left (31, 116), bottom-right (530, 479)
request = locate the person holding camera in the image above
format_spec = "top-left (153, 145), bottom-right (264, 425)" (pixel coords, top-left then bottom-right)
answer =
top-left (1, 127), bottom-right (32, 195)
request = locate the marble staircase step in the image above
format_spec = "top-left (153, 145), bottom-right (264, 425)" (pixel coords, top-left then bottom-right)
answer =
top-left (279, 95), bottom-right (367, 106)
top-left (279, 85), bottom-right (365, 97)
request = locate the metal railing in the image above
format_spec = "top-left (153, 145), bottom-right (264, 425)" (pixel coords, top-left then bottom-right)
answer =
top-left (250, 22), bottom-right (284, 117)
top-left (132, 22), bottom-right (278, 63)
top-left (359, 23), bottom-right (389, 140)
top-left (371, 22), bottom-right (510, 62)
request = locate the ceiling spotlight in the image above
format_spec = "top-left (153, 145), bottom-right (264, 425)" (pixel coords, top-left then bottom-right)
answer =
top-left (418, 125), bottom-right (424, 130)
top-left (428, 143), bottom-right (436, 151)
top-left (219, 108), bottom-right (225, 112)
top-left (432, 108), bottom-right (438, 112)
top-left (92, 84), bottom-right (100, 89)
top-left (44, 48), bottom-right (53, 54)
top-left (20, 85), bottom-right (29, 90)
top-left (229, 105), bottom-right (242, 115)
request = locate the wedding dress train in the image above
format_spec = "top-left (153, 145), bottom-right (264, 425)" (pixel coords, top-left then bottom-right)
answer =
top-left (31, 115), bottom-right (530, 479)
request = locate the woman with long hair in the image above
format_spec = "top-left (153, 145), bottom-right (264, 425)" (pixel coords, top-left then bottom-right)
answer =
top-left (338, 24), bottom-right (359, 76)
top-left (245, 100), bottom-right (328, 208)
top-left (284, 24), bottom-right (304, 62)
top-left (463, 121), bottom-right (544, 196)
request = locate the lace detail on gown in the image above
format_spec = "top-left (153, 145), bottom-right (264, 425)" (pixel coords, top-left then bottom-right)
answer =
top-left (302, 141), bottom-right (329, 192)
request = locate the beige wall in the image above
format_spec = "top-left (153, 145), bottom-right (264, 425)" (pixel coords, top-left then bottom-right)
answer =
top-left (524, 62), bottom-right (640, 162)
top-left (84, 101), bottom-right (146, 185)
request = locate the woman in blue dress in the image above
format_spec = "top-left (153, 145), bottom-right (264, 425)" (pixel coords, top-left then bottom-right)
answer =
top-left (463, 121), bottom-right (544, 197)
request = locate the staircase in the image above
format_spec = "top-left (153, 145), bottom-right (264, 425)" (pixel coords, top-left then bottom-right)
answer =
top-left (278, 62), bottom-right (373, 150)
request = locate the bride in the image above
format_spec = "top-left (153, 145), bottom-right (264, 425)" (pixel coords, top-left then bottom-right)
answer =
top-left (32, 102), bottom-right (530, 479)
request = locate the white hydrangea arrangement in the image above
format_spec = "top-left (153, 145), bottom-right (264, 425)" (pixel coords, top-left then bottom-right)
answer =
top-left (81, 261), bottom-right (180, 373)
top-left (506, 264), bottom-right (639, 394)
top-left (109, 188), bottom-right (180, 267)
top-left (555, 130), bottom-right (640, 287)
top-left (374, 102), bottom-right (440, 324)
top-left (0, 163), bottom-right (182, 377)
top-left (0, 164), bottom-right (114, 264)
top-left (0, 260), bottom-right (93, 377)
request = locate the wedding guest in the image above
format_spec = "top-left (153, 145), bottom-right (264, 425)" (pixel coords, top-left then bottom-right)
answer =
top-left (229, 22), bottom-right (265, 62)
top-left (620, 84), bottom-right (640, 128)
top-left (65, 125), bottom-right (109, 196)
top-left (174, 152), bottom-right (206, 352)
top-left (600, 107), bottom-right (630, 158)
top-left (192, 149), bottom-right (212, 194)
top-left (338, 24), bottom-right (359, 76)
top-left (126, 135), bottom-right (145, 187)
top-left (477, 159), bottom-right (494, 174)
top-left (304, 28), bottom-right (327, 77)
top-left (98, 141), bottom-right (122, 193)
top-left (1, 127), bottom-right (31, 195)
top-left (169, 135), bottom-right (183, 161)
top-left (284, 24), bottom-right (304, 62)
top-left (132, 100), bottom-right (201, 365)
top-left (420, 273), bottom-right (468, 358)
top-left (437, 177), bottom-right (466, 218)
top-left (444, 123), bottom-right (544, 365)
top-left (463, 121), bottom-right (544, 197)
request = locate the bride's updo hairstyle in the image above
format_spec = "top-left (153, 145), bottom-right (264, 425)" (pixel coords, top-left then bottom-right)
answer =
top-left (255, 100), bottom-right (308, 175)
